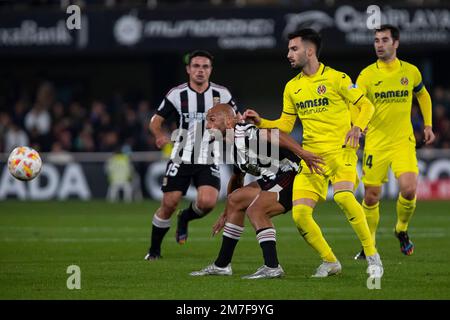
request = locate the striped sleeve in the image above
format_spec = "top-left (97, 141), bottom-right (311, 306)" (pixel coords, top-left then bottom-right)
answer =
top-left (223, 88), bottom-right (238, 112)
top-left (156, 97), bottom-right (177, 119)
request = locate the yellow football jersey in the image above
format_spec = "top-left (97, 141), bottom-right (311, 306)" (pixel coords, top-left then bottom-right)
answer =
top-left (356, 58), bottom-right (424, 150)
top-left (283, 63), bottom-right (365, 154)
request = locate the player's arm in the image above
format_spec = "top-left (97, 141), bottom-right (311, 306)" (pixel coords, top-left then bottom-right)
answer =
top-left (259, 128), bottom-right (325, 175)
top-left (243, 109), bottom-right (296, 133)
top-left (413, 68), bottom-right (435, 145)
top-left (149, 115), bottom-right (170, 149)
top-left (212, 169), bottom-right (245, 236)
top-left (352, 96), bottom-right (375, 132)
top-left (353, 71), bottom-right (369, 132)
top-left (223, 88), bottom-right (239, 113)
top-left (339, 73), bottom-right (375, 147)
top-left (150, 97), bottom-right (177, 148)
top-left (345, 96), bottom-right (375, 148)
top-left (243, 84), bottom-right (297, 134)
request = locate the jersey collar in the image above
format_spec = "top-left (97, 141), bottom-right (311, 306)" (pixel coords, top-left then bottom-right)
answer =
top-left (188, 82), bottom-right (210, 94)
top-left (300, 63), bottom-right (325, 78)
top-left (376, 58), bottom-right (401, 72)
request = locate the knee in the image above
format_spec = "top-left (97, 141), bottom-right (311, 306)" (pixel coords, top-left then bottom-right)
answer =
top-left (161, 197), bottom-right (180, 216)
top-left (400, 186), bottom-right (416, 201)
top-left (292, 204), bottom-right (313, 227)
top-left (333, 190), bottom-right (354, 206)
top-left (196, 195), bottom-right (217, 214)
top-left (227, 191), bottom-right (242, 211)
top-left (364, 189), bottom-right (381, 206)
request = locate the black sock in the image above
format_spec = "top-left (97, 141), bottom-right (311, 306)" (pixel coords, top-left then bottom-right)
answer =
top-left (149, 225), bottom-right (169, 256)
top-left (214, 236), bottom-right (239, 267)
top-left (256, 228), bottom-right (279, 268)
top-left (260, 241), bottom-right (279, 268)
top-left (181, 202), bottom-right (203, 222)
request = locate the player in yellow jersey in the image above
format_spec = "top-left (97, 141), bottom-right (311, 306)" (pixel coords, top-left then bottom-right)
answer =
top-left (244, 28), bottom-right (383, 278)
top-left (354, 25), bottom-right (435, 259)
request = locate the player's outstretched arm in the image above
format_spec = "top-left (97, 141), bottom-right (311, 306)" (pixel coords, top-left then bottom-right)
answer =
top-left (243, 109), bottom-right (296, 134)
top-left (261, 129), bottom-right (324, 175)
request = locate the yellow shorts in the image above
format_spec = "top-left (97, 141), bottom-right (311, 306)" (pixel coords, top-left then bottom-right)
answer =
top-left (293, 147), bottom-right (359, 201)
top-left (361, 141), bottom-right (418, 186)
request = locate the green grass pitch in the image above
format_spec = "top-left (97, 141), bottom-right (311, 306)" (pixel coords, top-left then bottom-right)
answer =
top-left (1, 200), bottom-right (449, 299)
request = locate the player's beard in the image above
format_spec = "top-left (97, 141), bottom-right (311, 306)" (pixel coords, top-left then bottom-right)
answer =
top-left (290, 52), bottom-right (308, 70)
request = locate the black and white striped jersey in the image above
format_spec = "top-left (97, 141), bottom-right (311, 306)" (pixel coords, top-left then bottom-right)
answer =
top-left (233, 123), bottom-right (300, 180)
top-left (156, 82), bottom-right (237, 164)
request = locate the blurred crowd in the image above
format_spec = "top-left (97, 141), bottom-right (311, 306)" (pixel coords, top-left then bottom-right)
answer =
top-left (1, 81), bottom-right (450, 154)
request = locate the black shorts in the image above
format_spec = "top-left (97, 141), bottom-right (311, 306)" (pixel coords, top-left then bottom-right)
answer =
top-left (256, 171), bottom-right (296, 213)
top-left (161, 160), bottom-right (221, 195)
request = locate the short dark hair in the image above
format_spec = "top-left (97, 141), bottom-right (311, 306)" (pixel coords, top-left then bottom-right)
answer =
top-left (375, 24), bottom-right (400, 41)
top-left (287, 28), bottom-right (322, 57)
top-left (186, 50), bottom-right (214, 65)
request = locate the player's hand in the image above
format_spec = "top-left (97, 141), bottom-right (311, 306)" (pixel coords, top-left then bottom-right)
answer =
top-left (345, 126), bottom-right (362, 148)
top-left (243, 109), bottom-right (261, 126)
top-left (298, 149), bottom-right (325, 175)
top-left (424, 126), bottom-right (436, 145)
top-left (155, 135), bottom-right (170, 149)
top-left (212, 213), bottom-right (227, 236)
top-left (235, 112), bottom-right (245, 123)
top-left (362, 127), bottom-right (368, 136)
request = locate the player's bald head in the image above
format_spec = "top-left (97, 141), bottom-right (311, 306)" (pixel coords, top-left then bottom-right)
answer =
top-left (209, 103), bottom-right (236, 119)
top-left (206, 103), bottom-right (237, 133)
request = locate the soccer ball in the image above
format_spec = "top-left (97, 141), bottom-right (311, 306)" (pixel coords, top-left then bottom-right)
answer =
top-left (7, 146), bottom-right (42, 181)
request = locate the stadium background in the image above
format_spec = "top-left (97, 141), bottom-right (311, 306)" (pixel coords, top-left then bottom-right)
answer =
top-left (0, 0), bottom-right (450, 301)
top-left (0, 0), bottom-right (449, 201)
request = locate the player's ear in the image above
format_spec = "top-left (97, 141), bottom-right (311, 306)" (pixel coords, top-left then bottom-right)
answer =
top-left (307, 45), bottom-right (315, 58)
top-left (393, 39), bottom-right (399, 49)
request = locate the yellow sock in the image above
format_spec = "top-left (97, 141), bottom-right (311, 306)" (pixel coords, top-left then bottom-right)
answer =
top-left (292, 204), bottom-right (337, 262)
top-left (334, 191), bottom-right (377, 256)
top-left (362, 200), bottom-right (380, 244)
top-left (396, 194), bottom-right (416, 232)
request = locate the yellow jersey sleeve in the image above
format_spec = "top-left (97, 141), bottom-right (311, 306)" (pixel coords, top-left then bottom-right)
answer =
top-left (412, 65), bottom-right (424, 93)
top-left (410, 65), bottom-right (432, 126)
top-left (282, 82), bottom-right (298, 115)
top-left (338, 73), bottom-right (365, 105)
top-left (356, 70), bottom-right (369, 96)
top-left (259, 112), bottom-right (296, 133)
